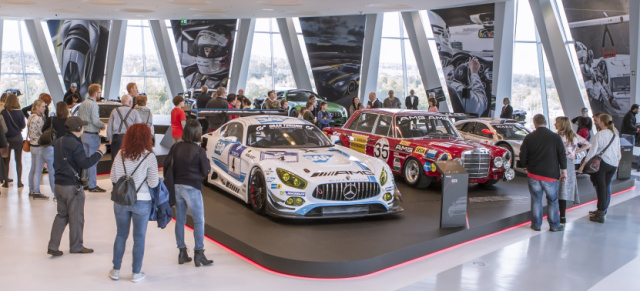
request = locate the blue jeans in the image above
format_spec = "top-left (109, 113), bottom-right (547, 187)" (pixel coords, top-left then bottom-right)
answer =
top-left (81, 133), bottom-right (101, 188)
top-left (527, 177), bottom-right (560, 230)
top-left (29, 146), bottom-right (55, 193)
top-left (112, 200), bottom-right (152, 274)
top-left (174, 184), bottom-right (205, 251)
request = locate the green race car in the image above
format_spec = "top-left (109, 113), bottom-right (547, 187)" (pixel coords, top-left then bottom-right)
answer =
top-left (254, 89), bottom-right (348, 126)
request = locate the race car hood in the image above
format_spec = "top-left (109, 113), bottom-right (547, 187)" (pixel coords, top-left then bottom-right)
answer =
top-left (402, 137), bottom-right (495, 158)
top-left (256, 146), bottom-right (382, 182)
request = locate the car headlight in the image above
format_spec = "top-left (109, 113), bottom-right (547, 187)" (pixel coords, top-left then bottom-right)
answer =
top-left (341, 107), bottom-right (348, 117)
top-left (285, 197), bottom-right (305, 206)
top-left (380, 168), bottom-right (388, 185)
top-left (504, 169), bottom-right (515, 180)
top-left (437, 153), bottom-right (449, 161)
top-left (334, 80), bottom-right (345, 87)
top-left (277, 168), bottom-right (308, 189)
top-left (502, 151), bottom-right (512, 169)
top-left (493, 156), bottom-right (504, 168)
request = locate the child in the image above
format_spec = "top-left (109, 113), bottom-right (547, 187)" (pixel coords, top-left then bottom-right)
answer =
top-left (298, 107), bottom-right (307, 119)
top-left (303, 101), bottom-right (315, 124)
top-left (170, 95), bottom-right (186, 144)
top-left (317, 101), bottom-right (332, 129)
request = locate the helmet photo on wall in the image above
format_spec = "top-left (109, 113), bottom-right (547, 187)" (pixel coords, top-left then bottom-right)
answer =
top-left (171, 19), bottom-right (237, 91)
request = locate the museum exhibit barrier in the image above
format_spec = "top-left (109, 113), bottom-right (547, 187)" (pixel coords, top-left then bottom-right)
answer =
top-left (618, 135), bottom-right (633, 180)
top-left (435, 160), bottom-right (469, 228)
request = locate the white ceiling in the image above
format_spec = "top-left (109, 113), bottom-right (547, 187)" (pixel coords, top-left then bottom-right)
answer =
top-left (0, 0), bottom-right (498, 20)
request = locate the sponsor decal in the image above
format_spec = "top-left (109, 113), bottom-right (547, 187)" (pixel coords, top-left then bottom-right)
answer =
top-left (329, 147), bottom-right (352, 158)
top-left (283, 191), bottom-right (305, 197)
top-left (261, 151), bottom-right (299, 163)
top-left (385, 186), bottom-right (395, 192)
top-left (394, 144), bottom-right (414, 153)
top-left (423, 162), bottom-right (437, 172)
top-left (255, 117), bottom-right (287, 124)
top-left (393, 158), bottom-right (401, 171)
top-left (229, 144), bottom-right (246, 158)
top-left (354, 161), bottom-right (370, 171)
top-left (414, 146), bottom-right (427, 155)
top-left (350, 134), bottom-right (368, 153)
top-left (399, 141), bottom-right (411, 146)
top-left (264, 168), bottom-right (274, 175)
top-left (214, 139), bottom-right (233, 155)
top-left (262, 124), bottom-right (305, 130)
top-left (270, 184), bottom-right (282, 189)
top-left (431, 142), bottom-right (454, 148)
top-left (266, 177), bottom-right (276, 182)
top-left (398, 116), bottom-right (426, 122)
top-left (426, 149), bottom-right (438, 159)
top-left (374, 138), bottom-right (390, 162)
top-left (303, 154), bottom-right (333, 163)
top-left (311, 170), bottom-right (374, 177)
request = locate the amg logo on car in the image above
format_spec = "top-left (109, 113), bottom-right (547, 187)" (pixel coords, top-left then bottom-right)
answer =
top-left (395, 144), bottom-right (414, 153)
top-left (311, 170), bottom-right (374, 177)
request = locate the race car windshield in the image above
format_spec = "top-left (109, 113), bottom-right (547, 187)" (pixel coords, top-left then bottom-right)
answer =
top-left (493, 125), bottom-right (528, 140)
top-left (395, 116), bottom-right (459, 139)
top-left (246, 124), bottom-right (332, 148)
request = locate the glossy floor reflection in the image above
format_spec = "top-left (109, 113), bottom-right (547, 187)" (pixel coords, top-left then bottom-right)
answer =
top-left (0, 152), bottom-right (638, 290)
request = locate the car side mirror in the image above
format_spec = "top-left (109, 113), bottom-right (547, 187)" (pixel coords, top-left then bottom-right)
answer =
top-left (481, 129), bottom-right (494, 136)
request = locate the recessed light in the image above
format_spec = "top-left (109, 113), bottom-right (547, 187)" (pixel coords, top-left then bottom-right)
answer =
top-left (121, 8), bottom-right (154, 13)
top-left (189, 7), bottom-right (227, 13)
top-left (0, 0), bottom-right (36, 4)
top-left (87, 0), bottom-right (125, 5)
top-left (261, 1), bottom-right (301, 6)
top-left (170, 0), bottom-right (210, 4)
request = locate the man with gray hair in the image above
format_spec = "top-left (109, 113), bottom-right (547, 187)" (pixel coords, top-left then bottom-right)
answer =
top-left (107, 94), bottom-right (141, 162)
top-left (519, 114), bottom-right (567, 232)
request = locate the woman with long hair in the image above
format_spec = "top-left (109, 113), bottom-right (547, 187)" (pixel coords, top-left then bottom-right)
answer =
top-left (27, 99), bottom-right (54, 199)
top-left (578, 114), bottom-right (620, 223)
top-left (109, 124), bottom-right (159, 282)
top-left (43, 102), bottom-right (70, 141)
top-left (1, 94), bottom-right (26, 188)
top-left (555, 117), bottom-right (591, 223)
top-left (428, 98), bottom-right (439, 112)
top-left (165, 120), bottom-right (212, 267)
top-left (349, 96), bottom-right (364, 117)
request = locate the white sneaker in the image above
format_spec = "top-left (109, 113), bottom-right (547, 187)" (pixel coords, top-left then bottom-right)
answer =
top-left (131, 272), bottom-right (146, 283)
top-left (109, 269), bottom-right (119, 280)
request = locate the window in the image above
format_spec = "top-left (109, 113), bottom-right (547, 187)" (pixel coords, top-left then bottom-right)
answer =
top-left (120, 21), bottom-right (173, 115)
top-left (348, 113), bottom-right (378, 133)
top-left (223, 122), bottom-right (244, 143)
top-left (472, 123), bottom-right (492, 138)
top-left (374, 115), bottom-right (393, 136)
top-left (457, 122), bottom-right (475, 133)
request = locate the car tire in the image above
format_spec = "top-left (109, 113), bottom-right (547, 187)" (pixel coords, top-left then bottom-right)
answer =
top-left (479, 179), bottom-right (500, 187)
top-left (248, 168), bottom-right (267, 214)
top-left (497, 143), bottom-right (514, 168)
top-left (403, 158), bottom-right (432, 189)
top-left (289, 107), bottom-right (298, 117)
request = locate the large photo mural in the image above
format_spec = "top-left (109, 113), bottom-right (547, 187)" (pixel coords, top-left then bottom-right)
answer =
top-left (47, 20), bottom-right (111, 99)
top-left (299, 15), bottom-right (366, 109)
top-left (563, 0), bottom-right (630, 129)
top-left (170, 19), bottom-right (237, 91)
top-left (428, 4), bottom-right (495, 117)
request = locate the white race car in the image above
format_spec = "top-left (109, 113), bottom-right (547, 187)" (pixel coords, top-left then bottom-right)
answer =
top-left (202, 116), bottom-right (403, 219)
top-left (455, 118), bottom-right (530, 168)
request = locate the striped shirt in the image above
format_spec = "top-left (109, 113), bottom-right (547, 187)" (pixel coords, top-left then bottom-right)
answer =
top-left (110, 150), bottom-right (159, 201)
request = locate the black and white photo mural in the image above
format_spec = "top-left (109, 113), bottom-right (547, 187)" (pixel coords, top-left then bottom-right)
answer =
top-left (170, 19), bottom-right (237, 91)
top-left (428, 4), bottom-right (495, 117)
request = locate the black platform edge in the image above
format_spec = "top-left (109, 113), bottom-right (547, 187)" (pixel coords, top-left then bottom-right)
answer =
top-left (185, 179), bottom-right (636, 279)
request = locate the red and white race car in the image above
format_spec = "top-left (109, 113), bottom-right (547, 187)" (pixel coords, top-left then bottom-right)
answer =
top-left (324, 109), bottom-right (515, 188)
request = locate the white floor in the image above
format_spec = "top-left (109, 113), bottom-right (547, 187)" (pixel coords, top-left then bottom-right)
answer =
top-left (1, 157), bottom-right (640, 290)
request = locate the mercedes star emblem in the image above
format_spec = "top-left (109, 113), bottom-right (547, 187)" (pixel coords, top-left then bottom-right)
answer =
top-left (343, 184), bottom-right (357, 200)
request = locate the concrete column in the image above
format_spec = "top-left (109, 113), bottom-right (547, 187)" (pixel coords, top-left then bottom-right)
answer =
top-left (277, 18), bottom-right (313, 90)
top-left (228, 18), bottom-right (255, 95)
top-left (150, 20), bottom-right (183, 97)
top-left (24, 20), bottom-right (65, 102)
top-left (529, 0), bottom-right (589, 121)
top-left (103, 20), bottom-right (127, 101)
top-left (402, 11), bottom-right (452, 112)
top-left (631, 0), bottom-right (640, 106)
top-left (359, 13), bottom-right (383, 100)
top-left (492, 1), bottom-right (516, 118)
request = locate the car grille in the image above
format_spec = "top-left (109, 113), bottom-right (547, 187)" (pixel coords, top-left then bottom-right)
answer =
top-left (329, 112), bottom-right (343, 119)
top-left (461, 149), bottom-right (491, 179)
top-left (312, 182), bottom-right (380, 201)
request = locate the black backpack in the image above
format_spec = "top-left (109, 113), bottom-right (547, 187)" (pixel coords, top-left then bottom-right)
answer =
top-left (111, 152), bottom-right (151, 206)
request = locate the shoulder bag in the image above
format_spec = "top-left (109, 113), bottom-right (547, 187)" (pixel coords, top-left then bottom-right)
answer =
top-left (583, 133), bottom-right (616, 174)
top-left (38, 118), bottom-right (57, 147)
top-left (111, 152), bottom-right (151, 206)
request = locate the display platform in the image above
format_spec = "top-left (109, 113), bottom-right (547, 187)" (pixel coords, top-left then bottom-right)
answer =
top-left (186, 171), bottom-right (635, 278)
top-left (97, 133), bottom-right (170, 174)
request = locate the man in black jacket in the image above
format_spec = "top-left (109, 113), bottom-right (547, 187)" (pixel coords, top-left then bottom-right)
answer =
top-left (405, 89), bottom-right (419, 110)
top-left (47, 117), bottom-right (105, 256)
top-left (196, 86), bottom-right (212, 133)
top-left (366, 92), bottom-right (382, 109)
top-left (499, 98), bottom-right (513, 119)
top-left (519, 114), bottom-right (567, 232)
top-left (205, 87), bottom-right (230, 132)
top-left (621, 104), bottom-right (639, 136)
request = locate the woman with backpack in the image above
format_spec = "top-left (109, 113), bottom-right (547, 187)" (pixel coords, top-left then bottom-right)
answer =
top-left (164, 119), bottom-right (212, 267)
top-left (27, 99), bottom-right (54, 199)
top-left (109, 124), bottom-right (159, 283)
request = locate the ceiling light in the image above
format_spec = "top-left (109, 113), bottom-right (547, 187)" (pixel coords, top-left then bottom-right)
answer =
top-left (262, 8), bottom-right (274, 11)
top-left (121, 8), bottom-right (155, 13)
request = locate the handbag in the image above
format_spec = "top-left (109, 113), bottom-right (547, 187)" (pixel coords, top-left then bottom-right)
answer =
top-left (38, 127), bottom-right (56, 147)
top-left (583, 133), bottom-right (616, 174)
top-left (22, 140), bottom-right (30, 152)
top-left (111, 152), bottom-right (151, 206)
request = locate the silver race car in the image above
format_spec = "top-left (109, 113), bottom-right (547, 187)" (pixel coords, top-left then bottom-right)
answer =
top-left (202, 116), bottom-right (403, 219)
top-left (455, 118), bottom-right (530, 168)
